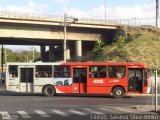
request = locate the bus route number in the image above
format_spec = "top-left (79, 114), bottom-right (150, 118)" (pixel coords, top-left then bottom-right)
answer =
top-left (93, 79), bottom-right (104, 84)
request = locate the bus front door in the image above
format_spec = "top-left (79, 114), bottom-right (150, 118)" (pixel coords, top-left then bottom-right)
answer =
top-left (128, 69), bottom-right (143, 93)
top-left (20, 68), bottom-right (34, 92)
top-left (72, 68), bottom-right (87, 93)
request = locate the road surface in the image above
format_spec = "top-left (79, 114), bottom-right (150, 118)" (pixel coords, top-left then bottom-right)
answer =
top-left (0, 91), bottom-right (160, 120)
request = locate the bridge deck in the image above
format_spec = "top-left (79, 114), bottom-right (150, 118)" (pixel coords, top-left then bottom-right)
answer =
top-left (0, 11), bottom-right (120, 29)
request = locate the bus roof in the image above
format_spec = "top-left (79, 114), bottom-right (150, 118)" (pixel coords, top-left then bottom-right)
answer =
top-left (62, 62), bottom-right (146, 68)
top-left (6, 62), bottom-right (146, 68)
top-left (6, 62), bottom-right (62, 66)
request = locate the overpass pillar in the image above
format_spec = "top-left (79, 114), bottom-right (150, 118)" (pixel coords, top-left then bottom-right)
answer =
top-left (49, 45), bottom-right (55, 62)
top-left (75, 40), bottom-right (82, 62)
top-left (40, 45), bottom-right (46, 62)
top-left (66, 43), bottom-right (70, 62)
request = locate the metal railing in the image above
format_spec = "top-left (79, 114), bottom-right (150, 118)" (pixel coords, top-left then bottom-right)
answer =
top-left (0, 11), bottom-right (158, 27)
top-left (0, 11), bottom-right (119, 26)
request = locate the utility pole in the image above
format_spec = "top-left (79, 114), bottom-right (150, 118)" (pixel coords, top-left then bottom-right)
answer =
top-left (63, 13), bottom-right (78, 62)
top-left (155, 70), bottom-right (158, 111)
top-left (30, 47), bottom-right (35, 61)
top-left (156, 0), bottom-right (159, 27)
top-left (64, 13), bottom-right (67, 62)
top-left (5, 47), bottom-right (7, 64)
top-left (1, 44), bottom-right (4, 82)
top-left (104, 0), bottom-right (107, 21)
top-left (33, 49), bottom-right (35, 61)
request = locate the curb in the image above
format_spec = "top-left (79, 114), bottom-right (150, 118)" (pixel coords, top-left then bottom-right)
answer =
top-left (127, 94), bottom-right (160, 97)
top-left (131, 105), bottom-right (160, 111)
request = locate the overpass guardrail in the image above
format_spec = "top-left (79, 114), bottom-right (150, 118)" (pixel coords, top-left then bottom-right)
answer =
top-left (0, 11), bottom-right (158, 27)
top-left (0, 11), bottom-right (120, 26)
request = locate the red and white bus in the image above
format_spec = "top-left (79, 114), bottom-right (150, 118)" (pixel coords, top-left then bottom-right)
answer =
top-left (6, 62), bottom-right (150, 98)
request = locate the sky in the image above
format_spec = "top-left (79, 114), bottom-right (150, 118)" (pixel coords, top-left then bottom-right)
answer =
top-left (0, 0), bottom-right (158, 51)
top-left (0, 0), bottom-right (156, 18)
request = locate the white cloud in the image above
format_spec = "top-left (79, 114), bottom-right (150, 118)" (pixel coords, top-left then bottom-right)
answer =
top-left (65, 8), bottom-right (88, 18)
top-left (64, 3), bottom-right (155, 19)
top-left (0, 1), bottom-right (155, 19)
top-left (0, 1), bottom-right (49, 14)
top-left (63, 5), bottom-right (105, 19)
top-left (64, 3), bottom-right (156, 25)
top-left (55, 0), bottom-right (70, 5)
top-left (114, 4), bottom-right (155, 19)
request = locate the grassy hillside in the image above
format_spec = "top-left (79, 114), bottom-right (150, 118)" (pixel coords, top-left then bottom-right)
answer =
top-left (93, 26), bottom-right (160, 69)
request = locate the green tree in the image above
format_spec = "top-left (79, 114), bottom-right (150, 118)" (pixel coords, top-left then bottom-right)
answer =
top-left (6, 48), bottom-right (16, 62)
top-left (93, 39), bottom-right (105, 59)
top-left (114, 35), bottom-right (127, 46)
top-left (1, 48), bottom-right (40, 63)
top-left (93, 39), bottom-right (105, 52)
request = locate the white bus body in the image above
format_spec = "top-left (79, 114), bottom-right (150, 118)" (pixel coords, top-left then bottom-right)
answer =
top-left (6, 62), bottom-right (69, 94)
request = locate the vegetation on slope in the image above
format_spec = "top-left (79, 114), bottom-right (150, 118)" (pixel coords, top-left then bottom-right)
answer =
top-left (0, 48), bottom-right (40, 63)
top-left (93, 26), bottom-right (160, 69)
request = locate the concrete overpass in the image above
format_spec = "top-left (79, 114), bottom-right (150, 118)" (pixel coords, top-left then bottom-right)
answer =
top-left (0, 11), bottom-right (120, 62)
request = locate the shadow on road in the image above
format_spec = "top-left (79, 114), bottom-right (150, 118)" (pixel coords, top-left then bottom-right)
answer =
top-left (0, 90), bottom-right (132, 98)
top-left (56, 93), bottom-right (132, 99)
top-left (0, 90), bottom-right (43, 96)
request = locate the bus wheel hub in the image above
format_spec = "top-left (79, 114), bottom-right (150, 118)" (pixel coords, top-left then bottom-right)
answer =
top-left (116, 90), bottom-right (122, 96)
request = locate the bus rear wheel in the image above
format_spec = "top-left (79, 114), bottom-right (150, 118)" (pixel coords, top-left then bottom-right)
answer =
top-left (112, 87), bottom-right (124, 98)
top-left (43, 85), bottom-right (56, 97)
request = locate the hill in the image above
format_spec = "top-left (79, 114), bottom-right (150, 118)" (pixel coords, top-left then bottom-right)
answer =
top-left (92, 26), bottom-right (160, 69)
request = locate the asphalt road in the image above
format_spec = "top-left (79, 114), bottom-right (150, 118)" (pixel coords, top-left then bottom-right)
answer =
top-left (0, 91), bottom-right (160, 120)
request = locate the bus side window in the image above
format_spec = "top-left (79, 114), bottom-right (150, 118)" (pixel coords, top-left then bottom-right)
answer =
top-left (54, 65), bottom-right (70, 78)
top-left (89, 66), bottom-right (106, 78)
top-left (35, 65), bottom-right (52, 78)
top-left (108, 66), bottom-right (126, 78)
top-left (9, 65), bottom-right (18, 78)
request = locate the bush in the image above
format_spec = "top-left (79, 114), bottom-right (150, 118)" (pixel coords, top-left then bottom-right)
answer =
top-left (113, 35), bottom-right (127, 46)
top-left (93, 39), bottom-right (105, 58)
top-left (93, 39), bottom-right (105, 52)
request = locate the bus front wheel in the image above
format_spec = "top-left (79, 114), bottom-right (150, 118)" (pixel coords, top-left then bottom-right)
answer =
top-left (112, 87), bottom-right (124, 98)
top-left (43, 85), bottom-right (56, 97)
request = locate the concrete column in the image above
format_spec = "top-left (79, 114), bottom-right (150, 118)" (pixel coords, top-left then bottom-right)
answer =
top-left (49, 45), bottom-right (55, 62)
top-left (66, 43), bottom-right (70, 62)
top-left (40, 45), bottom-right (46, 62)
top-left (75, 40), bottom-right (82, 62)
